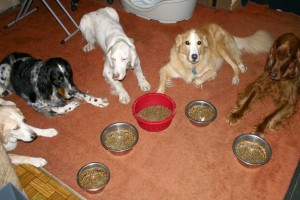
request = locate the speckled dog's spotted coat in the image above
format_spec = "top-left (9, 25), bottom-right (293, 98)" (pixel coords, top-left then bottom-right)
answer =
top-left (0, 52), bottom-right (109, 115)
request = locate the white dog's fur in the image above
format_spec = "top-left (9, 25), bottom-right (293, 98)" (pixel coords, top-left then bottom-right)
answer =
top-left (79, 7), bottom-right (151, 104)
top-left (0, 99), bottom-right (57, 167)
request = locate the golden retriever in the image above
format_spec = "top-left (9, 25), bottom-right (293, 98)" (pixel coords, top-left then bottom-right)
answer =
top-left (157, 23), bottom-right (274, 93)
top-left (0, 99), bottom-right (57, 167)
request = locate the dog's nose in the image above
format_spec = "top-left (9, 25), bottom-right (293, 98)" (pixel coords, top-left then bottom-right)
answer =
top-left (113, 73), bottom-right (119, 79)
top-left (68, 91), bottom-right (76, 96)
top-left (31, 132), bottom-right (37, 140)
top-left (270, 71), bottom-right (277, 78)
top-left (191, 54), bottom-right (198, 61)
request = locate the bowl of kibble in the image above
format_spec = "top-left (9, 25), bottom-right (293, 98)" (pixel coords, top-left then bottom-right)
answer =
top-left (101, 122), bottom-right (139, 154)
top-left (185, 100), bottom-right (217, 126)
top-left (232, 134), bottom-right (272, 167)
top-left (132, 92), bottom-right (176, 132)
top-left (77, 162), bottom-right (110, 193)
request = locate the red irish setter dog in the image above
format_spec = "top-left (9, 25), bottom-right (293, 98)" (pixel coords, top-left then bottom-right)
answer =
top-left (227, 33), bottom-right (300, 136)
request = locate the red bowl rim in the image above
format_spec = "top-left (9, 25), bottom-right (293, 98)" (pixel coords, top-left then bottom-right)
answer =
top-left (132, 93), bottom-right (176, 124)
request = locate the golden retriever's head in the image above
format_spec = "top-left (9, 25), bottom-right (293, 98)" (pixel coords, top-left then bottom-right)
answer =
top-left (265, 33), bottom-right (300, 80)
top-left (175, 29), bottom-right (208, 64)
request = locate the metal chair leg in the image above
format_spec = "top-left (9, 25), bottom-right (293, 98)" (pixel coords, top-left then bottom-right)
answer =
top-left (40, 0), bottom-right (80, 44)
top-left (3, 0), bottom-right (38, 29)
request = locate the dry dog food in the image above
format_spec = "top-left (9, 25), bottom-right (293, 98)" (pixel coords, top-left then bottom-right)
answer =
top-left (78, 167), bottom-right (108, 190)
top-left (104, 130), bottom-right (136, 150)
top-left (138, 105), bottom-right (171, 121)
top-left (188, 105), bottom-right (213, 121)
top-left (236, 141), bottom-right (267, 163)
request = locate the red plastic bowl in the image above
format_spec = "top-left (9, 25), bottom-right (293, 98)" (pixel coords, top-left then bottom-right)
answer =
top-left (132, 93), bottom-right (176, 132)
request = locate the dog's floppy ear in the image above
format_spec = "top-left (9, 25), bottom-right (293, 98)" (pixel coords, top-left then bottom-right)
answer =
top-left (0, 122), bottom-right (8, 144)
top-left (284, 49), bottom-right (300, 78)
top-left (106, 49), bottom-right (114, 68)
top-left (175, 34), bottom-right (183, 48)
top-left (202, 35), bottom-right (208, 49)
top-left (0, 121), bottom-right (13, 144)
top-left (130, 49), bottom-right (137, 69)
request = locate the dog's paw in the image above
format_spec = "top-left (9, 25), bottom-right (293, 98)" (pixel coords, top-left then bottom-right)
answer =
top-left (226, 113), bottom-right (241, 126)
top-left (30, 157), bottom-right (48, 167)
top-left (45, 128), bottom-right (58, 137)
top-left (139, 80), bottom-right (151, 92)
top-left (232, 77), bottom-right (240, 85)
top-left (254, 126), bottom-right (266, 137)
top-left (119, 91), bottom-right (130, 104)
top-left (0, 99), bottom-right (16, 106)
top-left (269, 122), bottom-right (283, 132)
top-left (89, 97), bottom-right (109, 107)
top-left (193, 79), bottom-right (203, 89)
top-left (51, 101), bottom-right (80, 114)
top-left (83, 44), bottom-right (95, 52)
top-left (239, 63), bottom-right (247, 73)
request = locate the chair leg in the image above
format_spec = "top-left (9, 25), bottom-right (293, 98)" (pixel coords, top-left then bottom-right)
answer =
top-left (41, 0), bottom-right (80, 44)
top-left (3, 0), bottom-right (38, 29)
top-left (107, 0), bottom-right (114, 4)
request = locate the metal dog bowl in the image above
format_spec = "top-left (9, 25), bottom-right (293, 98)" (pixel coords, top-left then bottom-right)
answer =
top-left (232, 134), bottom-right (272, 167)
top-left (185, 100), bottom-right (217, 126)
top-left (77, 162), bottom-right (110, 193)
top-left (101, 122), bottom-right (139, 154)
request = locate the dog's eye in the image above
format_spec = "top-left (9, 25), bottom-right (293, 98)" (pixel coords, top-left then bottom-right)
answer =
top-left (185, 41), bottom-right (190, 45)
top-left (197, 41), bottom-right (202, 45)
top-left (122, 58), bottom-right (126, 62)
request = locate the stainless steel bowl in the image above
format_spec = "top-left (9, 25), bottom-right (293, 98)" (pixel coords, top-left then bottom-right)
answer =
top-left (101, 122), bottom-right (139, 153)
top-left (77, 162), bottom-right (110, 193)
top-left (232, 134), bottom-right (272, 167)
top-left (185, 100), bottom-right (217, 126)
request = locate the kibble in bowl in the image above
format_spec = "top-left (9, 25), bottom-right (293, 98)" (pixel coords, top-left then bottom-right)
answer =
top-left (185, 100), bottom-right (217, 126)
top-left (101, 122), bottom-right (139, 153)
top-left (77, 162), bottom-right (110, 193)
top-left (132, 93), bottom-right (176, 132)
top-left (232, 134), bottom-right (272, 167)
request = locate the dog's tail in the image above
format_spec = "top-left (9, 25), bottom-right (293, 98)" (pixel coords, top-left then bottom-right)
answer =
top-left (234, 30), bottom-right (274, 54)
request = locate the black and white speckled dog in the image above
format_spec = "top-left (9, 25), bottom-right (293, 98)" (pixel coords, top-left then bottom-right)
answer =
top-left (0, 52), bottom-right (109, 115)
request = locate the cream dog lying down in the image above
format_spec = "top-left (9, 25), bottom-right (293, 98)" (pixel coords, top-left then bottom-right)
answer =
top-left (79, 7), bottom-right (151, 104)
top-left (0, 98), bottom-right (57, 167)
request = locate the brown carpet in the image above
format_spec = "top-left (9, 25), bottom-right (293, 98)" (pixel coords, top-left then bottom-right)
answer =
top-left (1, 1), bottom-right (300, 199)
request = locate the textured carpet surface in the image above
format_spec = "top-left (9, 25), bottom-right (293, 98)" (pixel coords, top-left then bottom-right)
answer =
top-left (1, 1), bottom-right (300, 199)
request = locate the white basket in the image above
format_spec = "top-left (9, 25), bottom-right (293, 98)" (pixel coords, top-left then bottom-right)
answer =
top-left (121, 0), bottom-right (198, 23)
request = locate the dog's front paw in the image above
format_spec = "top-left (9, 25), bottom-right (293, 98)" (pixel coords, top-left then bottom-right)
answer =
top-left (90, 97), bottom-right (109, 108)
top-left (0, 99), bottom-right (16, 106)
top-left (45, 128), bottom-right (58, 137)
top-left (239, 63), bottom-right (247, 73)
top-left (139, 80), bottom-right (151, 92)
top-left (83, 44), bottom-right (95, 52)
top-left (269, 122), bottom-right (283, 132)
top-left (232, 77), bottom-right (240, 85)
top-left (51, 101), bottom-right (80, 114)
top-left (226, 113), bottom-right (241, 126)
top-left (193, 79), bottom-right (203, 89)
top-left (69, 101), bottom-right (81, 109)
top-left (30, 157), bottom-right (48, 167)
top-left (119, 91), bottom-right (130, 104)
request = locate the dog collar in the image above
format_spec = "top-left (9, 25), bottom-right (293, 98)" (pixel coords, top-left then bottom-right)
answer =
top-left (192, 68), bottom-right (198, 75)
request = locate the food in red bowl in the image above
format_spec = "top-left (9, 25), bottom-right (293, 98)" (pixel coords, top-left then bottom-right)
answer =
top-left (132, 93), bottom-right (176, 132)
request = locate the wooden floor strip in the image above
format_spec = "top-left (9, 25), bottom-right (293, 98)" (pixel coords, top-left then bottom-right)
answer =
top-left (15, 165), bottom-right (85, 200)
